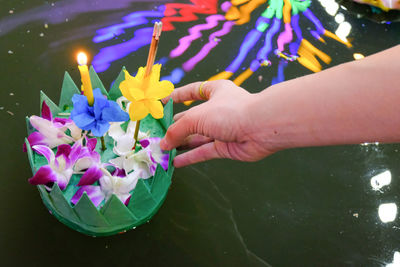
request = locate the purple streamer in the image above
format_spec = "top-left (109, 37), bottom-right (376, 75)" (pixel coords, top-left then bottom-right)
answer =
top-left (93, 10), bottom-right (163, 43)
top-left (271, 60), bottom-right (288, 85)
top-left (170, 14), bottom-right (226, 58)
top-left (303, 9), bottom-right (325, 35)
top-left (182, 21), bottom-right (235, 72)
top-left (291, 14), bottom-right (302, 40)
top-left (249, 60), bottom-right (260, 72)
top-left (226, 29), bottom-right (263, 73)
top-left (257, 18), bottom-right (281, 61)
top-left (92, 27), bottom-right (153, 72)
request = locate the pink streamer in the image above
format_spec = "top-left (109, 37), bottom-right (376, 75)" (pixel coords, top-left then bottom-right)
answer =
top-left (169, 14), bottom-right (226, 58)
top-left (182, 21), bottom-right (235, 72)
top-left (277, 23), bottom-right (293, 52)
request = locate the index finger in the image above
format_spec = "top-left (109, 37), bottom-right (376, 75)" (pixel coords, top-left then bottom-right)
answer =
top-left (162, 81), bottom-right (210, 104)
top-left (160, 113), bottom-right (199, 151)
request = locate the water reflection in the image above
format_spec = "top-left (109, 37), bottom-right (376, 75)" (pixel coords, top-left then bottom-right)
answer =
top-left (0, 0), bottom-right (165, 37)
top-left (371, 170), bottom-right (392, 191)
top-left (378, 203), bottom-right (397, 223)
top-left (386, 251), bottom-right (400, 267)
top-left (89, 0), bottom-right (354, 86)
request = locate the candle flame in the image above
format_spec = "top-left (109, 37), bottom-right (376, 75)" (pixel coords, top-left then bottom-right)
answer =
top-left (77, 52), bottom-right (88, 65)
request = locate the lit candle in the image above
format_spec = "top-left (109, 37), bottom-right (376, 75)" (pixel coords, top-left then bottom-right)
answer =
top-left (77, 52), bottom-right (94, 105)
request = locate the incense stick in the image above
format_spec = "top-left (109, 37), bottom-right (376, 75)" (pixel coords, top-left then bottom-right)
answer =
top-left (133, 22), bottom-right (163, 149)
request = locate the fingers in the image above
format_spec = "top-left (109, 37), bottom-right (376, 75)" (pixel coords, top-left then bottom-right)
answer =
top-left (160, 115), bottom-right (197, 150)
top-left (178, 134), bottom-right (213, 150)
top-left (173, 111), bottom-right (186, 121)
top-left (162, 81), bottom-right (212, 104)
top-left (173, 142), bottom-right (222, 167)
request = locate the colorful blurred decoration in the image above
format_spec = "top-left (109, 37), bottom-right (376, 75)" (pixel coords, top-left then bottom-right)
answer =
top-left (336, 0), bottom-right (400, 22)
top-left (352, 0), bottom-right (400, 12)
top-left (92, 0), bottom-right (354, 86)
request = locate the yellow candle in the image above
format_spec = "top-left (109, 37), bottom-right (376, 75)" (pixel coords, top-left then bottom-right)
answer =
top-left (77, 52), bottom-right (94, 105)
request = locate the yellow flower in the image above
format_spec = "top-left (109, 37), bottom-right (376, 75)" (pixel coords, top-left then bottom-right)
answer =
top-left (119, 64), bottom-right (174, 121)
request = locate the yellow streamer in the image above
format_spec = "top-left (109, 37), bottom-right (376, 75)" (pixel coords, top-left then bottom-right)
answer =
top-left (324, 30), bottom-right (352, 48)
top-left (297, 39), bottom-right (331, 73)
top-left (283, 0), bottom-right (292, 24)
top-left (226, 0), bottom-right (267, 25)
top-left (233, 68), bottom-right (254, 86)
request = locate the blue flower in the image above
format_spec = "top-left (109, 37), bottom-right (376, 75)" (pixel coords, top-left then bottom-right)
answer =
top-left (71, 88), bottom-right (129, 137)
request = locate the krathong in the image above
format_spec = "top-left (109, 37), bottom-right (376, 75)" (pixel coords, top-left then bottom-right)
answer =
top-left (23, 22), bottom-right (176, 236)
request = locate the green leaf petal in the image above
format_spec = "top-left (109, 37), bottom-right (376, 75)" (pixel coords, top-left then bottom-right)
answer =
top-left (59, 71), bottom-right (80, 111)
top-left (40, 91), bottom-right (61, 115)
top-left (37, 185), bottom-right (56, 211)
top-left (151, 164), bottom-right (171, 202)
top-left (25, 116), bottom-right (35, 135)
top-left (24, 138), bottom-right (35, 172)
top-left (101, 194), bottom-right (137, 225)
top-left (108, 67), bottom-right (125, 101)
top-left (50, 184), bottom-right (80, 223)
top-left (160, 99), bottom-right (174, 130)
top-left (73, 193), bottom-right (110, 227)
top-left (89, 66), bottom-right (108, 97)
top-left (127, 179), bottom-right (157, 219)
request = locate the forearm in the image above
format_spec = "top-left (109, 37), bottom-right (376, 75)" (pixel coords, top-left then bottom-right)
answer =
top-left (253, 45), bottom-right (400, 150)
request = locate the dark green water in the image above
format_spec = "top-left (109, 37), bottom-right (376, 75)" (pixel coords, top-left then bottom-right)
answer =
top-left (1, 0), bottom-right (400, 266)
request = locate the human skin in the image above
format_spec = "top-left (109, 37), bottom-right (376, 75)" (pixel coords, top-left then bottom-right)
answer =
top-left (160, 45), bottom-right (400, 167)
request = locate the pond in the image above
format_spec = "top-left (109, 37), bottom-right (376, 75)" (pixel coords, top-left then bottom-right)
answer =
top-left (0, 0), bottom-right (399, 265)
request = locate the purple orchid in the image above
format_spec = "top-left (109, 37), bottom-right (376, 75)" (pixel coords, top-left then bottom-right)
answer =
top-left (25, 101), bottom-right (81, 150)
top-left (140, 137), bottom-right (169, 171)
top-left (109, 133), bottom-right (169, 179)
top-left (28, 143), bottom-right (82, 190)
top-left (71, 168), bottom-right (139, 207)
top-left (73, 137), bottom-right (103, 186)
top-left (70, 185), bottom-right (105, 207)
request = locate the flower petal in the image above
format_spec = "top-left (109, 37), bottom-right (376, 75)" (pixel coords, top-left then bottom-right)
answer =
top-left (41, 101), bottom-right (53, 121)
top-left (139, 139), bottom-right (150, 148)
top-left (91, 120), bottom-right (109, 137)
top-left (113, 134), bottom-right (134, 156)
top-left (77, 166), bottom-right (103, 186)
top-left (128, 100), bottom-right (148, 121)
top-left (101, 101), bottom-right (129, 122)
top-left (28, 165), bottom-right (57, 186)
top-left (74, 152), bottom-right (100, 171)
top-left (92, 88), bottom-right (104, 99)
top-left (32, 145), bottom-right (55, 164)
top-left (26, 131), bottom-right (46, 147)
top-left (160, 153), bottom-right (169, 171)
top-left (56, 168), bottom-right (73, 190)
top-left (119, 70), bottom-right (145, 101)
top-left (146, 100), bottom-right (164, 119)
top-left (93, 90), bottom-right (109, 121)
top-left (68, 140), bottom-right (83, 165)
top-left (119, 171), bottom-right (140, 194)
top-left (112, 168), bottom-right (126, 177)
top-left (67, 122), bottom-right (82, 140)
top-left (71, 94), bottom-right (90, 114)
top-left (86, 138), bottom-right (97, 151)
top-left (72, 113), bottom-right (96, 129)
top-left (71, 185), bottom-right (104, 207)
top-left (109, 156), bottom-right (125, 170)
top-left (108, 122), bottom-right (125, 140)
top-left (55, 144), bottom-right (71, 159)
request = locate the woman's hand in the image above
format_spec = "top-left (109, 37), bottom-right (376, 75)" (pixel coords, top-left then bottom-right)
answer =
top-left (160, 80), bottom-right (277, 167)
